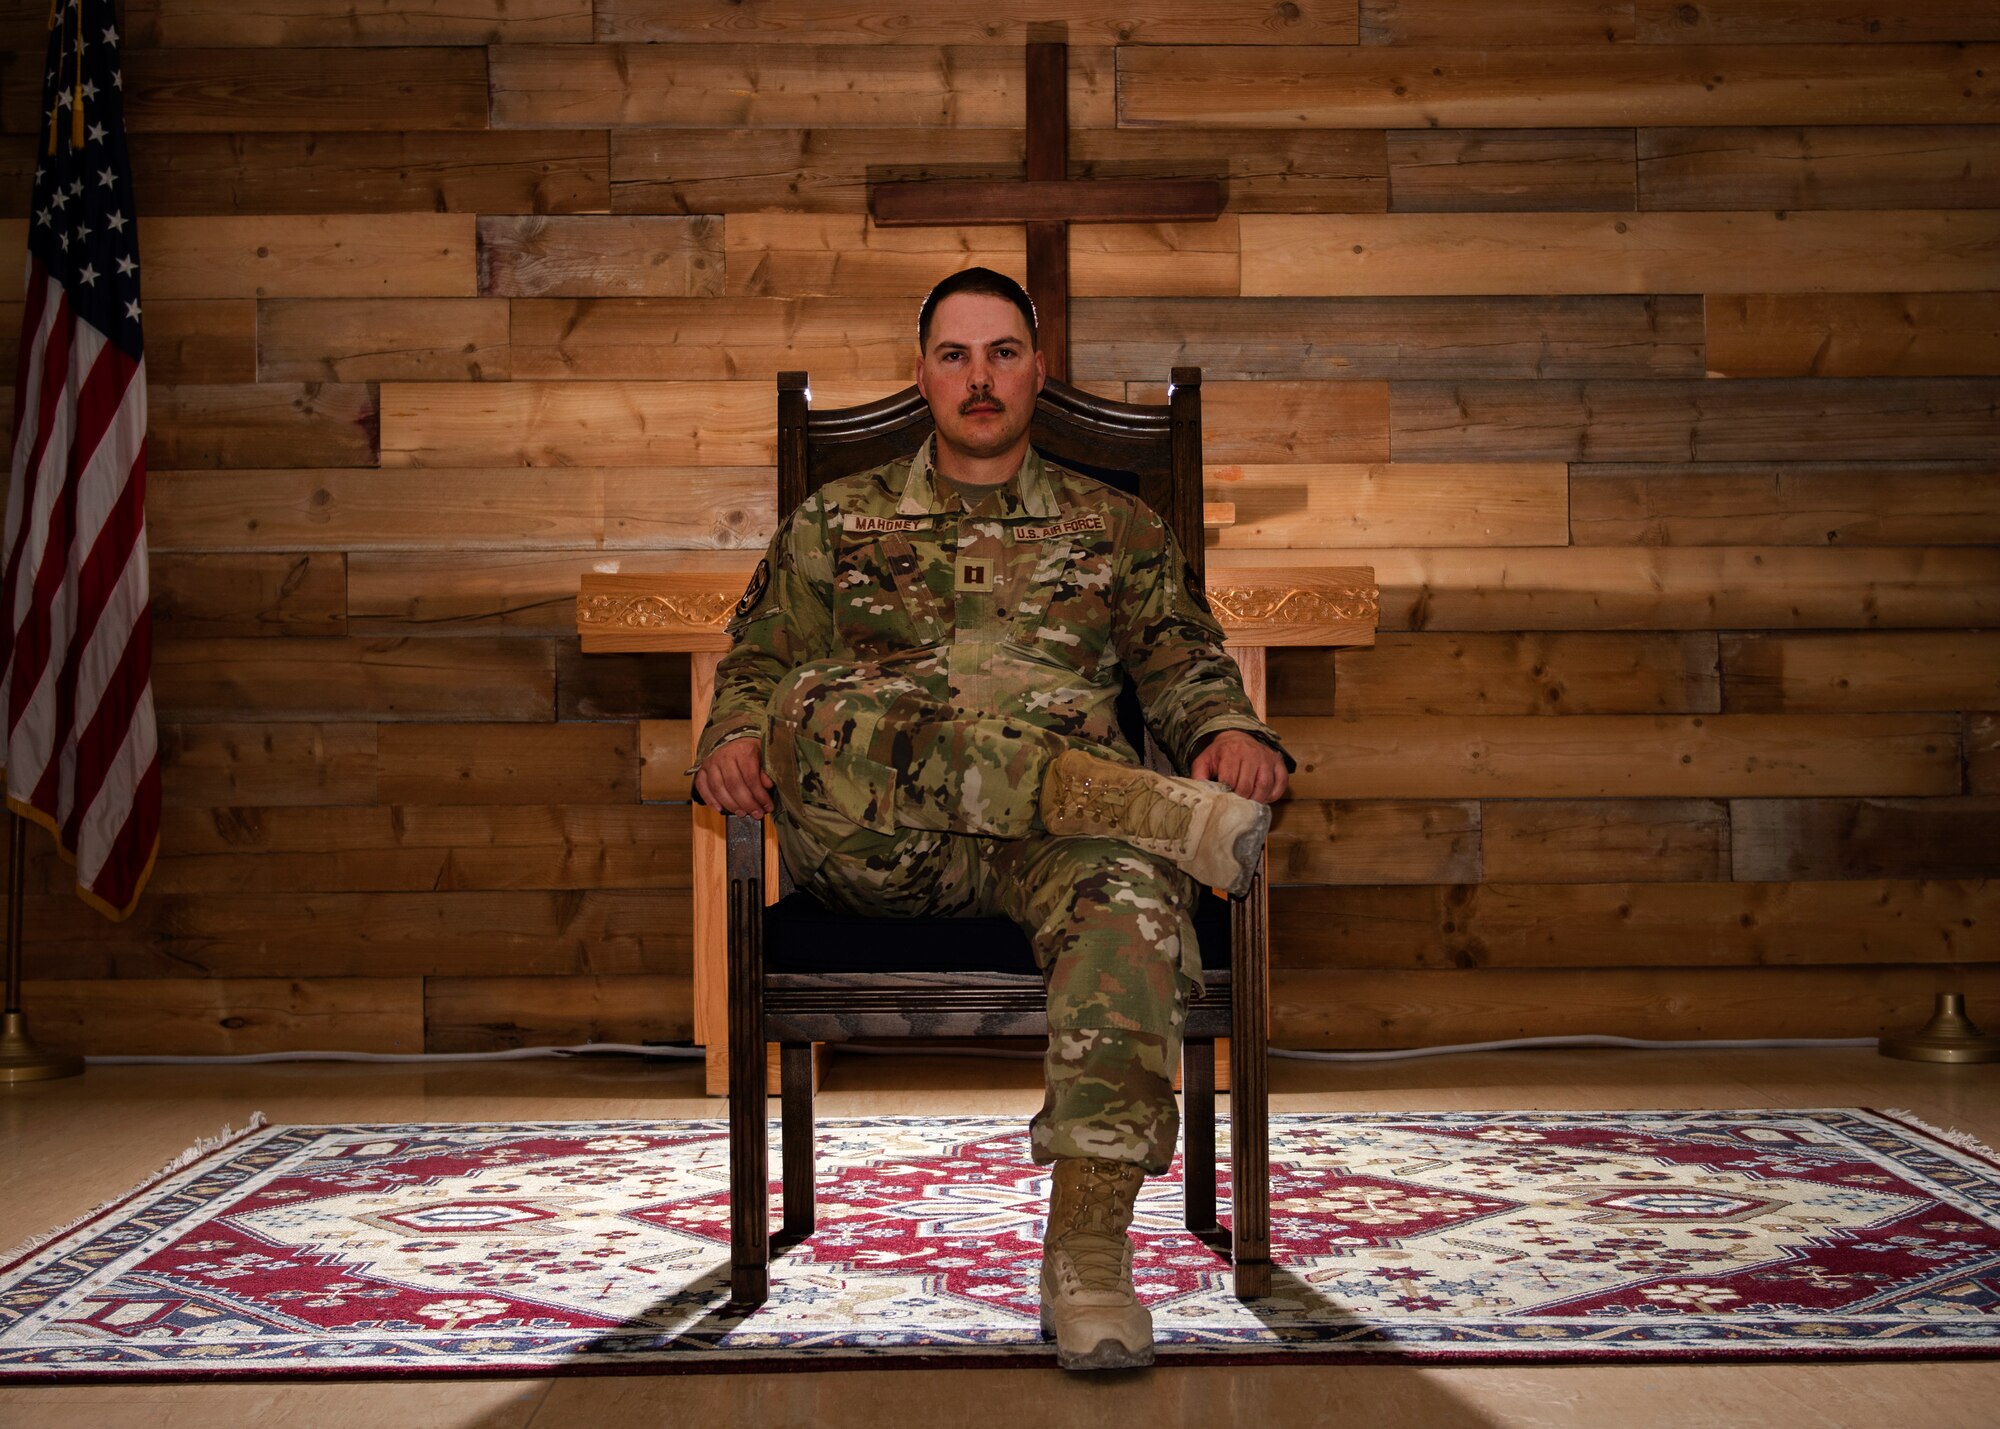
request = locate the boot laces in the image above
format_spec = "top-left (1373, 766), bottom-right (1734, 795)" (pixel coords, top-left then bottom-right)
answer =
top-left (1054, 1231), bottom-right (1131, 1293)
top-left (1059, 775), bottom-right (1192, 845)
top-left (1050, 1161), bottom-right (1142, 1294)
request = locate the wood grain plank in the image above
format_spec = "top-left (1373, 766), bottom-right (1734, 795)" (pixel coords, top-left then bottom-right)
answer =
top-left (637, 719), bottom-right (697, 802)
top-left (1637, 126), bottom-right (2000, 210)
top-left (725, 213), bottom-right (1025, 297)
top-left (22, 890), bottom-right (689, 979)
top-left (612, 127), bottom-right (1386, 216)
top-left (348, 551), bottom-right (761, 635)
top-left (126, 0), bottom-right (589, 45)
top-left (125, 47), bottom-right (490, 132)
top-left (1119, 44), bottom-right (1998, 129)
top-left (152, 552), bottom-right (347, 638)
top-left (259, 299), bottom-right (511, 382)
top-left (144, 215), bottom-right (479, 299)
top-left (1271, 882), bottom-right (1996, 969)
top-left (0, 298), bottom-right (256, 386)
top-left (1732, 798), bottom-right (2000, 881)
top-left (1482, 798), bottom-right (1730, 882)
top-left (1073, 295), bottom-right (1703, 382)
top-left (25, 977), bottom-right (423, 1056)
top-left (1268, 799), bottom-right (1480, 886)
top-left (1633, 1), bottom-right (2000, 44)
top-left (159, 722), bottom-right (380, 808)
top-left (149, 468), bottom-right (774, 552)
top-left (1970, 714), bottom-right (2000, 795)
top-left (1273, 712), bottom-right (1959, 799)
top-left (154, 637), bottom-right (556, 722)
top-left (1269, 964), bottom-right (2000, 1047)
top-left (612, 127), bottom-right (1023, 215)
top-left (1126, 380), bottom-right (1390, 463)
top-left (378, 722), bottom-right (639, 803)
top-left (131, 131), bottom-right (610, 216)
top-left (0, 132), bottom-right (29, 214)
top-left (1387, 129), bottom-right (1636, 212)
top-left (1359, 0), bottom-right (1636, 45)
top-left (557, 647), bottom-right (693, 722)
top-left (1569, 461), bottom-right (2000, 545)
top-left (1286, 632), bottom-right (1723, 716)
top-left (479, 216), bottom-right (722, 298)
top-left (149, 383), bottom-right (378, 468)
top-left (143, 300), bottom-right (258, 384)
top-left (1205, 461), bottom-right (1568, 547)
top-left (491, 44), bottom-right (1116, 129)
top-left (1068, 219), bottom-right (1239, 298)
top-left (1720, 632), bottom-right (2000, 713)
top-left (1209, 546), bottom-right (2000, 631)
top-left (1072, 129), bottom-right (1387, 215)
top-left (1242, 211), bottom-right (2000, 296)
top-left (1705, 293), bottom-right (2000, 378)
top-left (426, 974), bottom-right (693, 1052)
top-left (595, 0), bottom-right (1358, 44)
top-left (510, 297), bottom-right (911, 380)
top-left (154, 804), bottom-right (691, 891)
top-left (377, 380), bottom-right (896, 467)
top-left (1389, 378), bottom-right (2000, 462)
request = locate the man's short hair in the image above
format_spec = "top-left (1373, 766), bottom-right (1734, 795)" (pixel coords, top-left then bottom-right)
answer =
top-left (918, 267), bottom-right (1038, 352)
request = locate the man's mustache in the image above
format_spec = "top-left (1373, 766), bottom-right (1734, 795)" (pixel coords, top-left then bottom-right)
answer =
top-left (960, 395), bottom-right (1004, 414)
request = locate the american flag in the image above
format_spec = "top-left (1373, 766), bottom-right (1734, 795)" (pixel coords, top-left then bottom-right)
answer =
top-left (0, 0), bottom-right (159, 919)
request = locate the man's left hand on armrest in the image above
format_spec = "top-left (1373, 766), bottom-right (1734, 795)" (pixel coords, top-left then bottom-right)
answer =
top-left (1190, 729), bottom-right (1289, 805)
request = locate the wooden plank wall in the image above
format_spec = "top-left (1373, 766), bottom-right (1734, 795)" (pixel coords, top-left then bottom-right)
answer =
top-left (1, 0), bottom-right (1996, 1054)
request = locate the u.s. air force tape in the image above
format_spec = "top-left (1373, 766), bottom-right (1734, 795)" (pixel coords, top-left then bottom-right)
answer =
top-left (1014, 515), bottom-right (1106, 541)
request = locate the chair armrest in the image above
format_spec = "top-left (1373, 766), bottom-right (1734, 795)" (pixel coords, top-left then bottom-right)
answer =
top-left (725, 812), bottom-right (765, 887)
top-left (726, 813), bottom-right (766, 1005)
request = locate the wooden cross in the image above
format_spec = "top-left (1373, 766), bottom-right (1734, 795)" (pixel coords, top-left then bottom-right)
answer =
top-left (868, 41), bottom-right (1223, 383)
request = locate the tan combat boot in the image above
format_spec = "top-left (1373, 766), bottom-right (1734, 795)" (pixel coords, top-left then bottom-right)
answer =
top-left (1039, 749), bottom-right (1271, 898)
top-left (1039, 1156), bottom-right (1154, 1371)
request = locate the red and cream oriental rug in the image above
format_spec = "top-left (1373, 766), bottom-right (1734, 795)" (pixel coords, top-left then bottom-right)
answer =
top-left (3, 1110), bottom-right (1998, 1380)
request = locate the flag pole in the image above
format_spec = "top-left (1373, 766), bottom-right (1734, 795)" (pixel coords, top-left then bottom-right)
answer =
top-left (0, 810), bottom-right (81, 1082)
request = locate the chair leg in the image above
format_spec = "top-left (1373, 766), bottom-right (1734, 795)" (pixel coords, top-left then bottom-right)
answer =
top-left (1182, 1038), bottom-right (1218, 1237)
top-left (779, 1042), bottom-right (816, 1243)
top-left (728, 1040), bottom-right (769, 1306)
top-left (726, 825), bottom-right (769, 1307)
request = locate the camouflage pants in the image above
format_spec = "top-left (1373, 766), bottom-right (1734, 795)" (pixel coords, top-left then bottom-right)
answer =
top-left (764, 656), bottom-right (1200, 1174)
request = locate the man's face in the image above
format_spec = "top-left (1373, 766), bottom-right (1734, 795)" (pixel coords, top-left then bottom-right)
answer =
top-left (915, 291), bottom-right (1045, 472)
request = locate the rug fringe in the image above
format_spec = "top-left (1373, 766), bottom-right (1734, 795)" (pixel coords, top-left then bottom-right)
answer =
top-left (0, 1112), bottom-right (269, 1271)
top-left (1879, 1108), bottom-right (2000, 1164)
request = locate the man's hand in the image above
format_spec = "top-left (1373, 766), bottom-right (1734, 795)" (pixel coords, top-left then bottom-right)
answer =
top-left (694, 738), bottom-right (775, 817)
top-left (1190, 730), bottom-right (1288, 804)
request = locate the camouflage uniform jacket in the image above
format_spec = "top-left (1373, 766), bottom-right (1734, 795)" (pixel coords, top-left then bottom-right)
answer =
top-left (694, 436), bottom-right (1288, 776)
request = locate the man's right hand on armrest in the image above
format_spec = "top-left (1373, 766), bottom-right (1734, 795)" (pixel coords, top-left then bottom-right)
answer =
top-left (694, 738), bottom-right (775, 817)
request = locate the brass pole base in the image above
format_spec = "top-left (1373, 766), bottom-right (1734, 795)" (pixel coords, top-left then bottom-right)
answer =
top-left (1879, 993), bottom-right (2000, 1065)
top-left (0, 1010), bottom-right (83, 1083)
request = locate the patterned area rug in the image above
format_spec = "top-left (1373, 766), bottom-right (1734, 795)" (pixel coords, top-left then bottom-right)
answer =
top-left (4, 1110), bottom-right (1998, 1380)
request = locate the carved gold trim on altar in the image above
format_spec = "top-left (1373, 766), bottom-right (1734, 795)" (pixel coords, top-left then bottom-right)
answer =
top-left (579, 566), bottom-right (1378, 653)
top-left (579, 590), bottom-right (736, 630)
top-left (577, 571), bottom-right (755, 652)
top-left (1209, 585), bottom-right (1379, 626)
top-left (1203, 570), bottom-right (1380, 647)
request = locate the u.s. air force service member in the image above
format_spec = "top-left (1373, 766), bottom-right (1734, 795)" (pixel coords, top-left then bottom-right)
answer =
top-left (693, 267), bottom-right (1291, 1370)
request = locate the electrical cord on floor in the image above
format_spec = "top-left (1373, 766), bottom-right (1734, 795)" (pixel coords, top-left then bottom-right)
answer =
top-left (83, 1034), bottom-right (1876, 1067)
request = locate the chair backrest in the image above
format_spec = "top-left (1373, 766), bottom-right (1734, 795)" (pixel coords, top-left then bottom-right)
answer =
top-left (776, 369), bottom-right (1207, 586)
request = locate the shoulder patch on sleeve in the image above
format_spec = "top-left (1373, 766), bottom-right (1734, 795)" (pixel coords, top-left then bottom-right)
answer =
top-left (734, 557), bottom-right (771, 619)
top-left (1184, 555), bottom-right (1215, 617)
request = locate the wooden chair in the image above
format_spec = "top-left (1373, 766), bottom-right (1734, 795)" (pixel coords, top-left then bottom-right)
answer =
top-left (724, 368), bottom-right (1273, 1307)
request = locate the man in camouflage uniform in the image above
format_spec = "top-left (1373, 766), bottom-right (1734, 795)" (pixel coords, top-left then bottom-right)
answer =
top-left (694, 268), bottom-right (1290, 1370)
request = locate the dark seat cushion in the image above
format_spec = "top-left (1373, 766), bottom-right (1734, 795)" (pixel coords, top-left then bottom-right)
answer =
top-left (763, 886), bottom-right (1235, 976)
